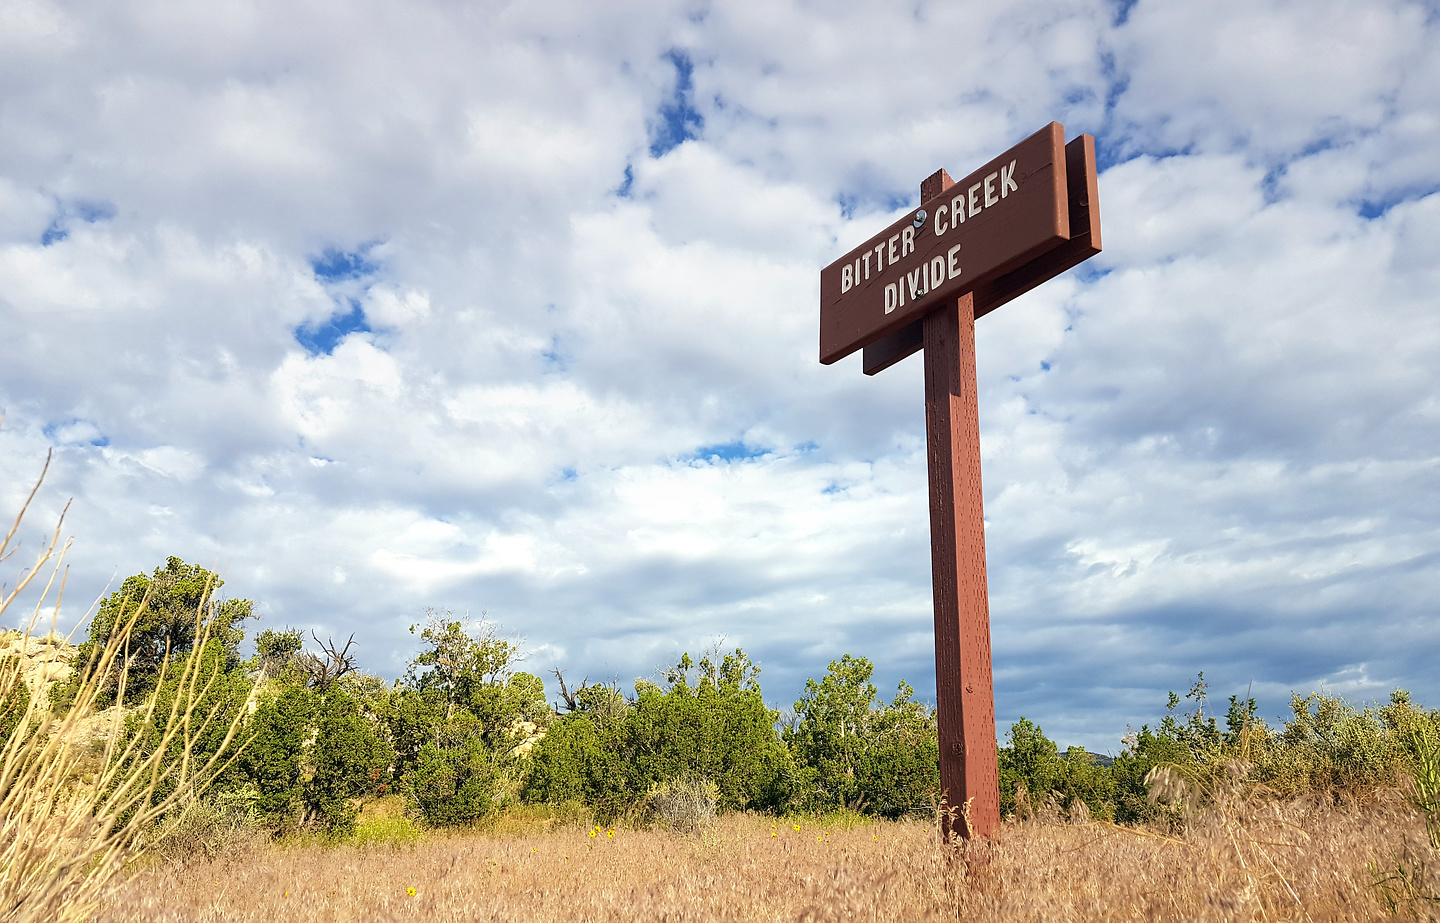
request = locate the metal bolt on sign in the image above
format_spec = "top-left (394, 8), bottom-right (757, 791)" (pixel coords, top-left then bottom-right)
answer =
top-left (818, 123), bottom-right (1102, 840)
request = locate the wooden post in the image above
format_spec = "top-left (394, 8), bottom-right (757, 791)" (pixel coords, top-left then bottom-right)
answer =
top-left (820, 136), bottom-right (1099, 840)
top-left (924, 290), bottom-right (1000, 840)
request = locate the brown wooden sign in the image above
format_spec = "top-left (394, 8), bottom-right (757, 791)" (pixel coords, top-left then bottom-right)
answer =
top-left (817, 123), bottom-right (1102, 841)
top-left (862, 133), bottom-right (1102, 375)
top-left (819, 122), bottom-right (1070, 366)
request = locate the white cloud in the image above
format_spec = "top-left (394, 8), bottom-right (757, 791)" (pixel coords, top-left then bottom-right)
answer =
top-left (2, 0), bottom-right (1438, 750)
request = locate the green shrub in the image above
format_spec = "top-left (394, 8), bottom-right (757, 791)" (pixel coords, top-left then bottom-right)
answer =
top-left (998, 719), bottom-right (1115, 821)
top-left (118, 638), bottom-right (255, 819)
top-left (53, 557), bottom-right (253, 710)
top-left (237, 682), bottom-right (317, 831)
top-left (523, 714), bottom-right (631, 818)
top-left (785, 656), bottom-right (937, 818)
top-left (305, 687), bottom-right (393, 835)
top-left (0, 658), bottom-right (29, 747)
top-left (524, 649), bottom-right (793, 820)
top-left (405, 714), bottom-right (500, 827)
top-left (622, 653), bottom-right (793, 813)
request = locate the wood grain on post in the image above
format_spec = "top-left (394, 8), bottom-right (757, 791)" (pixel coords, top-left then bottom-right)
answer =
top-left (924, 293), bottom-right (1000, 841)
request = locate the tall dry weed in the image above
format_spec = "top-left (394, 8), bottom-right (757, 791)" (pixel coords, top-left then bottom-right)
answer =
top-left (0, 441), bottom-right (258, 923)
top-left (94, 797), bottom-right (1424, 922)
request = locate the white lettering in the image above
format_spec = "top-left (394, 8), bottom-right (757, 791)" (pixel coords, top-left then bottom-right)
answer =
top-left (841, 264), bottom-right (853, 293)
top-left (922, 260), bottom-right (929, 294)
top-left (947, 243), bottom-right (962, 279)
top-left (930, 255), bottom-right (946, 289)
top-left (934, 204), bottom-right (948, 236)
top-left (968, 183), bottom-right (982, 218)
top-left (873, 243), bottom-right (886, 271)
top-left (887, 234), bottom-right (899, 266)
top-left (862, 251), bottom-right (872, 279)
top-left (901, 225), bottom-right (915, 257)
top-left (1000, 160), bottom-right (1017, 197)
top-left (984, 172), bottom-right (998, 208)
top-left (884, 282), bottom-right (898, 314)
top-left (907, 267), bottom-right (923, 300)
top-left (854, 258), bottom-right (861, 286)
top-left (898, 277), bottom-right (906, 307)
top-left (951, 193), bottom-right (966, 225)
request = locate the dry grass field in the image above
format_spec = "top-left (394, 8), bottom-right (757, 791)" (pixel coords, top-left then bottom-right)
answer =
top-left (95, 797), bottom-right (1437, 923)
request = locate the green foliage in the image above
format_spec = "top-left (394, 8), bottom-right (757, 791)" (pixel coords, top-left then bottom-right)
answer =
top-left (997, 718), bottom-right (1114, 820)
top-left (236, 683), bottom-right (317, 831)
top-left (303, 687), bottom-right (393, 835)
top-left (253, 628), bottom-right (305, 682)
top-left (1252, 691), bottom-right (1406, 795)
top-left (233, 680), bottom-right (392, 836)
top-left (380, 686), bottom-right (448, 781)
top-left (1105, 676), bottom-right (1440, 825)
top-left (118, 638), bottom-right (254, 816)
top-left (503, 672), bottom-right (550, 726)
top-left (524, 649), bottom-right (792, 821)
top-left (55, 557), bottom-right (253, 708)
top-left (0, 658), bottom-right (29, 748)
top-left (522, 715), bottom-right (628, 813)
top-left (784, 655), bottom-right (938, 818)
top-left (623, 649), bottom-right (792, 813)
top-left (405, 714), bottom-right (501, 827)
top-left (406, 609), bottom-right (518, 720)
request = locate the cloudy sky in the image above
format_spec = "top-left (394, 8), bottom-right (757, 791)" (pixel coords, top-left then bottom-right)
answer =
top-left (2, 0), bottom-right (1437, 750)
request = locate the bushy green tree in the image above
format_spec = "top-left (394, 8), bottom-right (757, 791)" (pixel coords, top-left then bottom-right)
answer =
top-left (405, 714), bottom-right (501, 826)
top-left (406, 610), bottom-right (518, 720)
top-left (253, 628), bottom-right (306, 682)
top-left (622, 649), bottom-right (792, 812)
top-left (304, 687), bottom-right (393, 835)
top-left (117, 638), bottom-right (254, 815)
top-left (523, 715), bottom-right (628, 811)
top-left (997, 718), bottom-right (1114, 820)
top-left (237, 683), bottom-right (317, 831)
top-left (785, 655), bottom-right (938, 817)
top-left (56, 557), bottom-right (253, 708)
top-left (524, 650), bottom-right (792, 820)
top-left (380, 686), bottom-right (448, 780)
top-left (502, 672), bottom-right (550, 726)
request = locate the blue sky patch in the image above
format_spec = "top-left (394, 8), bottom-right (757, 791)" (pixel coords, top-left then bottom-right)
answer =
top-left (1357, 185), bottom-right (1440, 219)
top-left (310, 246), bottom-right (380, 282)
top-left (541, 335), bottom-right (570, 372)
top-left (650, 49), bottom-right (704, 157)
top-left (43, 419), bottom-right (108, 447)
top-left (295, 300), bottom-right (372, 355)
top-left (40, 199), bottom-right (117, 246)
top-left (688, 440), bottom-right (767, 462)
top-left (836, 188), bottom-right (912, 221)
top-left (40, 221), bottom-right (68, 246)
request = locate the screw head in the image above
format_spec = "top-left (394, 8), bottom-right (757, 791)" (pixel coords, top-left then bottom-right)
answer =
top-left (913, 210), bottom-right (927, 229)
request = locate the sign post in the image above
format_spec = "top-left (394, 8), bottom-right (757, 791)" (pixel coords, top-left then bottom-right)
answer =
top-left (819, 123), bottom-right (1102, 840)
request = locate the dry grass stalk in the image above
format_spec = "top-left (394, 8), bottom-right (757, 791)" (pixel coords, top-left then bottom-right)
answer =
top-left (94, 797), bottom-right (1428, 922)
top-left (1, 442), bottom-right (258, 923)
